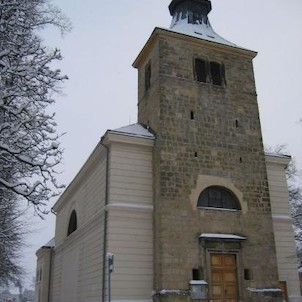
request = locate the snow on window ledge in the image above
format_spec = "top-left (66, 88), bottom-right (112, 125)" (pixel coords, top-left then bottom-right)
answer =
top-left (247, 287), bottom-right (282, 298)
top-left (247, 287), bottom-right (282, 293)
top-left (153, 289), bottom-right (190, 296)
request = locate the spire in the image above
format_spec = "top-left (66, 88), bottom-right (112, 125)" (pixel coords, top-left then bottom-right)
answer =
top-left (168, 0), bottom-right (236, 46)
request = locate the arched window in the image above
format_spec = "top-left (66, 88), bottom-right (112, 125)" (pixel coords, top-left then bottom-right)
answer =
top-left (67, 210), bottom-right (77, 236)
top-left (197, 186), bottom-right (241, 210)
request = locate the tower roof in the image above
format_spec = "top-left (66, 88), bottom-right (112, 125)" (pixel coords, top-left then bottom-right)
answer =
top-left (168, 0), bottom-right (236, 47)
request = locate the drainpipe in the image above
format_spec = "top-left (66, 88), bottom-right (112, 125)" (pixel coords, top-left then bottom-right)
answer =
top-left (47, 209), bottom-right (57, 302)
top-left (47, 246), bottom-right (53, 302)
top-left (101, 139), bottom-right (109, 302)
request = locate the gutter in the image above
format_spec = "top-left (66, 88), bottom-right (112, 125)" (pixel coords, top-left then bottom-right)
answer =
top-left (101, 139), bottom-right (109, 302)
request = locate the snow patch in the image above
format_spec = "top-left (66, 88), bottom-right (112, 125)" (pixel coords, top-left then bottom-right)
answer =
top-left (109, 123), bottom-right (154, 139)
top-left (42, 238), bottom-right (55, 248)
top-left (189, 280), bottom-right (207, 285)
top-left (247, 287), bottom-right (282, 293)
top-left (169, 13), bottom-right (236, 47)
top-left (155, 289), bottom-right (189, 296)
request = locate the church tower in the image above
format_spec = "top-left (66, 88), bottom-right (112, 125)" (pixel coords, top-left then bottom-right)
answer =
top-left (134, 0), bottom-right (283, 301)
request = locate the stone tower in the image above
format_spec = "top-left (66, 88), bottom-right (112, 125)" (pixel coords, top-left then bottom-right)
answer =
top-left (133, 0), bottom-right (282, 301)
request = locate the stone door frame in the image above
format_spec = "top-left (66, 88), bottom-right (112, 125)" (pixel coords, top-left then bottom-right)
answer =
top-left (200, 239), bottom-right (244, 301)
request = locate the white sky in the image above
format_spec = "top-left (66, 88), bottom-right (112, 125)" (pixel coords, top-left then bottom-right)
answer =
top-left (20, 0), bottom-right (302, 289)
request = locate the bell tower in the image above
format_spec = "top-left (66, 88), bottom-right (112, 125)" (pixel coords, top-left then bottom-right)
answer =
top-left (133, 1), bottom-right (282, 301)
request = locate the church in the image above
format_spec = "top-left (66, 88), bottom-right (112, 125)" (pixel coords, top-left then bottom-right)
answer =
top-left (35, 1), bottom-right (302, 301)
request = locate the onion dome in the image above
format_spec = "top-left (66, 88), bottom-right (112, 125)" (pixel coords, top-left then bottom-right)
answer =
top-left (169, 0), bottom-right (236, 46)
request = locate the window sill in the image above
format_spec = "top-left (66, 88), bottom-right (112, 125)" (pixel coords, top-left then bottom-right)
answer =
top-left (195, 81), bottom-right (226, 89)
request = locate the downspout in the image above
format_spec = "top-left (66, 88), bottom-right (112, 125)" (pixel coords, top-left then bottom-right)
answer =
top-left (101, 139), bottom-right (109, 302)
top-left (47, 247), bottom-right (53, 302)
top-left (48, 209), bottom-right (57, 302)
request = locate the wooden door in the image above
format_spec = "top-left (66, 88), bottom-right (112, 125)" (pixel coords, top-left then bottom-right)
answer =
top-left (211, 254), bottom-right (238, 302)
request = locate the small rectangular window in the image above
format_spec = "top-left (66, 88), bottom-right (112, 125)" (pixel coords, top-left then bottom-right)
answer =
top-left (195, 59), bottom-right (207, 83)
top-left (192, 269), bottom-right (201, 280)
top-left (244, 269), bottom-right (252, 280)
top-left (190, 111), bottom-right (195, 120)
top-left (145, 60), bottom-right (151, 92)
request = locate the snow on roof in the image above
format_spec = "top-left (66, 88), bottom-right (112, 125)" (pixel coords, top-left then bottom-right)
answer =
top-left (109, 123), bottom-right (155, 139)
top-left (265, 152), bottom-right (291, 166)
top-left (169, 17), bottom-right (237, 47)
top-left (265, 152), bottom-right (291, 159)
top-left (200, 233), bottom-right (246, 241)
top-left (42, 238), bottom-right (55, 248)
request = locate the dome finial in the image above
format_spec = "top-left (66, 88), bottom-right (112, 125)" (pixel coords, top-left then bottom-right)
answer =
top-left (169, 0), bottom-right (212, 19)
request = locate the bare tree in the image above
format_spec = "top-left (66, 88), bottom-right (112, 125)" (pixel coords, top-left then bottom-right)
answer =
top-left (0, 192), bottom-right (25, 285)
top-left (0, 0), bottom-right (70, 285)
top-left (0, 0), bottom-right (70, 214)
top-left (288, 160), bottom-right (302, 266)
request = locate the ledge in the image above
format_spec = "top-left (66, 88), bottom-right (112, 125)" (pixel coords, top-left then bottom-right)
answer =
top-left (200, 233), bottom-right (246, 241)
top-left (106, 202), bottom-right (153, 212)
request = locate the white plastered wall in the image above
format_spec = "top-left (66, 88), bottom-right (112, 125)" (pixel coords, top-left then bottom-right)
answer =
top-left (266, 154), bottom-right (302, 302)
top-left (105, 136), bottom-right (154, 301)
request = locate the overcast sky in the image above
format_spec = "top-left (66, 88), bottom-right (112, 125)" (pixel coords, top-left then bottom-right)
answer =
top-left (20, 0), bottom-right (302, 289)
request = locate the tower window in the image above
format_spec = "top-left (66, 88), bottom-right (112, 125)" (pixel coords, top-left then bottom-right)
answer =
top-left (194, 58), bottom-right (207, 83)
top-left (194, 58), bottom-right (225, 86)
top-left (67, 210), bottom-right (77, 236)
top-left (210, 61), bottom-right (223, 86)
top-left (197, 186), bottom-right (241, 210)
top-left (145, 60), bottom-right (151, 92)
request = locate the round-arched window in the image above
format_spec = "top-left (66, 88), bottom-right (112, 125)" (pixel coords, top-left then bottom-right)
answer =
top-left (197, 186), bottom-right (241, 210)
top-left (67, 210), bottom-right (77, 236)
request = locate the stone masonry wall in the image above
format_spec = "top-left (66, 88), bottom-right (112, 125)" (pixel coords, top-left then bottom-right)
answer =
top-left (137, 30), bottom-right (282, 302)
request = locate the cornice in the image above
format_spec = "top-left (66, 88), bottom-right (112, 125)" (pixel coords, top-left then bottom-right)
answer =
top-left (265, 153), bottom-right (291, 167)
top-left (133, 27), bottom-right (257, 69)
top-left (106, 202), bottom-right (153, 213)
top-left (102, 131), bottom-right (154, 147)
top-left (53, 141), bottom-right (107, 212)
